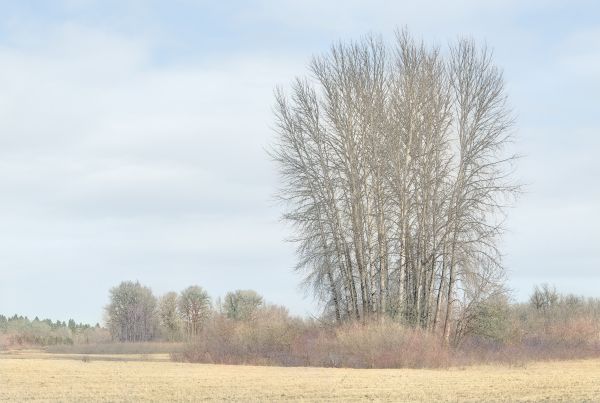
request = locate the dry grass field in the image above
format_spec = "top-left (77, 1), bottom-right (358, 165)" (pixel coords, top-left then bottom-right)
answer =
top-left (1, 351), bottom-right (600, 402)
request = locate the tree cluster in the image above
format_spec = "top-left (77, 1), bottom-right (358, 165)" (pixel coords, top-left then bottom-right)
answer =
top-left (105, 281), bottom-right (265, 342)
top-left (272, 30), bottom-right (518, 342)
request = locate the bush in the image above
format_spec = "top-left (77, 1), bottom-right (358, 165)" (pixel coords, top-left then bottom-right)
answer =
top-left (174, 304), bottom-right (305, 366)
top-left (174, 310), bottom-right (449, 368)
top-left (325, 321), bottom-right (449, 368)
top-left (453, 289), bottom-right (600, 365)
top-left (174, 287), bottom-right (600, 369)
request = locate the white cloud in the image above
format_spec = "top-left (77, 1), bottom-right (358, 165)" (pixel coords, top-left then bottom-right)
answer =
top-left (1, 2), bottom-right (600, 322)
top-left (0, 22), bottom-right (311, 322)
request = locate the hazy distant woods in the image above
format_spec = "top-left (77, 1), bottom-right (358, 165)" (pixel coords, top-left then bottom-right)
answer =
top-left (0, 315), bottom-right (107, 346)
top-left (4, 282), bottom-right (600, 368)
top-left (105, 281), bottom-right (264, 342)
top-left (272, 31), bottom-right (518, 341)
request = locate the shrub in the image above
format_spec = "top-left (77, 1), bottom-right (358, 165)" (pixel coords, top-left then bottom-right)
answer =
top-left (175, 313), bottom-right (450, 368)
top-left (174, 287), bottom-right (600, 369)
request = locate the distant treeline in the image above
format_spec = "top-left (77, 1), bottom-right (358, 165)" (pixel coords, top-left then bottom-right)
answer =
top-left (0, 314), bottom-right (108, 346)
top-left (100, 281), bottom-right (600, 367)
top-left (4, 283), bottom-right (600, 369)
top-left (104, 281), bottom-right (270, 343)
top-left (0, 281), bottom-right (274, 349)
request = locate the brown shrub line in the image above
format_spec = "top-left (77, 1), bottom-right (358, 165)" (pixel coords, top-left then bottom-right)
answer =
top-left (171, 314), bottom-right (600, 369)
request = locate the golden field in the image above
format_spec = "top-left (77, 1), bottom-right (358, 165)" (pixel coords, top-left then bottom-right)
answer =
top-left (1, 351), bottom-right (600, 402)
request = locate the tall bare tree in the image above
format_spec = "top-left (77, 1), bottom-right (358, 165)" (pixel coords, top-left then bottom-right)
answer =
top-left (272, 29), bottom-right (518, 343)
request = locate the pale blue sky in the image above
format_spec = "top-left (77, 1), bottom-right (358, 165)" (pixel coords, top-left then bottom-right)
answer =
top-left (0, 1), bottom-right (599, 324)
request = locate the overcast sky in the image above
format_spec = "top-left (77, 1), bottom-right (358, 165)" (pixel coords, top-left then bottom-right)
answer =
top-left (0, 1), bottom-right (599, 324)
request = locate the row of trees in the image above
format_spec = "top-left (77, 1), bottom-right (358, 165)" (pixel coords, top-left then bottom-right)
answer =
top-left (105, 281), bottom-right (265, 342)
top-left (0, 315), bottom-right (106, 346)
top-left (5, 284), bottom-right (599, 368)
top-left (0, 315), bottom-right (98, 332)
top-left (272, 29), bottom-right (518, 342)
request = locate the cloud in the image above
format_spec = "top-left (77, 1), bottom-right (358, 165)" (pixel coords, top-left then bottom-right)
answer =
top-left (1, 1), bottom-right (600, 322)
top-left (0, 21), bottom-right (311, 322)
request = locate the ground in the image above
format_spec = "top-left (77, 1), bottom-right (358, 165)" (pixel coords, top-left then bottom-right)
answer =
top-left (1, 350), bottom-right (600, 401)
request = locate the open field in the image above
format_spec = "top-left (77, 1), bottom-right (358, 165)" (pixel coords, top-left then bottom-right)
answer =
top-left (1, 352), bottom-right (600, 402)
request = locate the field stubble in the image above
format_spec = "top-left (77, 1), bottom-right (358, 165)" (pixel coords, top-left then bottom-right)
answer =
top-left (1, 351), bottom-right (600, 401)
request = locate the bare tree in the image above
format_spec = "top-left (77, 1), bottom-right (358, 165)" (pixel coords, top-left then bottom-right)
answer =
top-left (178, 286), bottom-right (211, 339)
top-left (105, 281), bottom-right (157, 342)
top-left (530, 284), bottom-right (559, 312)
top-left (158, 292), bottom-right (182, 341)
top-left (272, 29), bottom-right (518, 342)
top-left (223, 289), bottom-right (264, 321)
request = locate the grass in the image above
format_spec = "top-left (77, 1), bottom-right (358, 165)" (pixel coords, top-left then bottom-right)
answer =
top-left (44, 341), bottom-right (185, 355)
top-left (1, 349), bottom-right (171, 362)
top-left (1, 351), bottom-right (600, 401)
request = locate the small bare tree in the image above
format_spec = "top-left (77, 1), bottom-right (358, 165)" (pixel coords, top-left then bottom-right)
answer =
top-left (223, 290), bottom-right (264, 321)
top-left (178, 286), bottom-right (211, 339)
top-left (158, 292), bottom-right (182, 341)
top-left (105, 281), bottom-right (157, 342)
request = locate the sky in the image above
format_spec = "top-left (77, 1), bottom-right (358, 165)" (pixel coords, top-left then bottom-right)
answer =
top-left (0, 1), bottom-right (599, 324)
